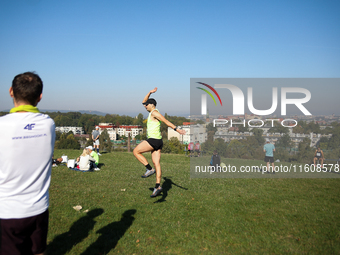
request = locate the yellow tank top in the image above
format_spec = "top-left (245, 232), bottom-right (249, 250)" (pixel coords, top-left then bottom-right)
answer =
top-left (147, 109), bottom-right (162, 139)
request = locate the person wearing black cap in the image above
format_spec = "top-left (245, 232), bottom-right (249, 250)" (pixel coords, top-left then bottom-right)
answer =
top-left (133, 87), bottom-right (186, 197)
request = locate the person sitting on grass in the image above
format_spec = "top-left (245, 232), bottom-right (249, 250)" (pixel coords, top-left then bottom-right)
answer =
top-left (52, 156), bottom-right (63, 167)
top-left (86, 146), bottom-right (100, 170)
top-left (210, 150), bottom-right (221, 172)
top-left (76, 149), bottom-right (98, 171)
top-left (313, 147), bottom-right (324, 167)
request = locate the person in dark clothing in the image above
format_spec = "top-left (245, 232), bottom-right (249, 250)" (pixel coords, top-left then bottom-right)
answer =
top-left (210, 150), bottom-right (221, 172)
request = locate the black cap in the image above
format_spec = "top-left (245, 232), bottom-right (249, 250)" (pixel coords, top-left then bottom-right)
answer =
top-left (142, 98), bottom-right (157, 106)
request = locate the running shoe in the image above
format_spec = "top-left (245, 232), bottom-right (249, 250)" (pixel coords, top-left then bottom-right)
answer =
top-left (141, 168), bottom-right (155, 178)
top-left (94, 167), bottom-right (100, 171)
top-left (150, 187), bottom-right (163, 197)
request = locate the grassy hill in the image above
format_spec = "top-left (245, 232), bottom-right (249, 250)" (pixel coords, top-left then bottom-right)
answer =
top-left (47, 150), bottom-right (340, 254)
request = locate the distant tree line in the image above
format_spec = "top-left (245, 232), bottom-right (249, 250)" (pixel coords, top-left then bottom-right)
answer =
top-left (42, 111), bottom-right (190, 152)
top-left (46, 112), bottom-right (145, 135)
top-left (44, 111), bottom-right (190, 135)
top-left (2, 110), bottom-right (338, 159)
top-left (55, 131), bottom-right (81, 150)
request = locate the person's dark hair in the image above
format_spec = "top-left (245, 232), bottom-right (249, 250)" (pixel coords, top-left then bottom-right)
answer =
top-left (12, 72), bottom-right (43, 106)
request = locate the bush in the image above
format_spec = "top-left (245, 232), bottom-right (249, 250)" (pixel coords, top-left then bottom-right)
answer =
top-left (55, 132), bottom-right (80, 150)
top-left (162, 137), bottom-right (186, 154)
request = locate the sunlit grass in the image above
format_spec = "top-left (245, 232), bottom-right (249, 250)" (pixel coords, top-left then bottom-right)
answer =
top-left (47, 150), bottom-right (340, 254)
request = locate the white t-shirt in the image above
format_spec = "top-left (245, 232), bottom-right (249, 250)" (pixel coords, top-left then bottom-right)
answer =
top-left (78, 155), bottom-right (95, 171)
top-left (0, 112), bottom-right (55, 219)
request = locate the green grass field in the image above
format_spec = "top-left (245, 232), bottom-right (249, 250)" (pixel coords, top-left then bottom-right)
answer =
top-left (47, 150), bottom-right (340, 254)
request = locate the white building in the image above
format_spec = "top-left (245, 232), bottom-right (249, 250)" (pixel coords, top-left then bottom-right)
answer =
top-left (97, 123), bottom-right (118, 141)
top-left (96, 124), bottom-right (144, 141)
top-left (55, 126), bottom-right (83, 135)
top-left (117, 125), bottom-right (143, 139)
top-left (168, 124), bottom-right (206, 144)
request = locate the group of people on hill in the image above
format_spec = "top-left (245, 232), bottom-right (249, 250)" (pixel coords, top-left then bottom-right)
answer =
top-left (188, 141), bottom-right (201, 157)
top-left (53, 135), bottom-right (101, 171)
top-left (61, 123), bottom-right (102, 172)
top-left (76, 146), bottom-right (100, 171)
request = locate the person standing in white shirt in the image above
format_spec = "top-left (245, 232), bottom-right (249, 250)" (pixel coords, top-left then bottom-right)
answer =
top-left (92, 126), bottom-right (101, 155)
top-left (0, 72), bottom-right (55, 255)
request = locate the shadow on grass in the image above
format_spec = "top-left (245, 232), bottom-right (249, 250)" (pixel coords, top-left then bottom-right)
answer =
top-left (97, 163), bottom-right (105, 168)
top-left (80, 209), bottom-right (137, 255)
top-left (152, 177), bottom-right (188, 203)
top-left (47, 208), bottom-right (104, 255)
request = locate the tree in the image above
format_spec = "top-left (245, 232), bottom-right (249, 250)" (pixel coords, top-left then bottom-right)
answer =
top-left (317, 137), bottom-right (329, 149)
top-left (244, 136), bottom-right (263, 159)
top-left (307, 122), bottom-right (321, 134)
top-left (237, 124), bottom-right (249, 133)
top-left (99, 129), bottom-right (112, 152)
top-left (55, 132), bottom-right (80, 150)
top-left (206, 123), bottom-right (217, 133)
top-left (161, 140), bottom-right (171, 153)
top-left (213, 138), bottom-right (228, 157)
top-left (162, 137), bottom-right (185, 154)
top-left (293, 121), bottom-right (322, 134)
top-left (274, 147), bottom-right (291, 162)
top-left (54, 115), bottom-right (73, 127)
top-left (140, 132), bottom-right (147, 140)
top-left (252, 128), bottom-right (265, 146)
top-left (293, 121), bottom-right (306, 134)
top-left (297, 138), bottom-right (313, 163)
top-left (206, 123), bottom-right (217, 142)
top-left (268, 123), bottom-right (289, 134)
top-left (0, 111), bottom-right (9, 117)
top-left (85, 119), bottom-right (96, 135)
top-left (201, 140), bottom-right (214, 156)
top-left (55, 131), bottom-right (62, 141)
top-left (134, 113), bottom-right (144, 126)
top-left (85, 135), bottom-right (94, 147)
top-left (276, 133), bottom-right (292, 149)
top-left (226, 140), bottom-right (247, 158)
top-left (327, 127), bottom-right (340, 150)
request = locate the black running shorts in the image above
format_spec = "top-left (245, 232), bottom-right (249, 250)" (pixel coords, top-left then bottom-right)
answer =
top-left (264, 156), bottom-right (274, 163)
top-left (0, 209), bottom-right (49, 255)
top-left (146, 138), bottom-right (163, 151)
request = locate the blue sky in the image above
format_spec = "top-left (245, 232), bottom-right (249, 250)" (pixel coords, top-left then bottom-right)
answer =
top-left (1, 0), bottom-right (339, 116)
